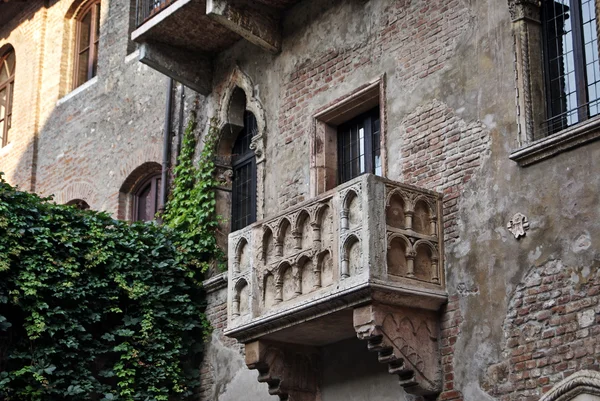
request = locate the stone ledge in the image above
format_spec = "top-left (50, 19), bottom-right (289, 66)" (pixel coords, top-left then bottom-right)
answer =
top-left (510, 116), bottom-right (600, 167)
top-left (56, 76), bottom-right (98, 106)
top-left (202, 272), bottom-right (228, 293)
top-left (224, 279), bottom-right (447, 344)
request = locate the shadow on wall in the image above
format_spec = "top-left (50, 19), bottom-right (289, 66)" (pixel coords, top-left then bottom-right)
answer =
top-left (1, 0), bottom-right (176, 217)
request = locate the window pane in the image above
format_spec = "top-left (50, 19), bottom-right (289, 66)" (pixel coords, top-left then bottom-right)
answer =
top-left (582, 0), bottom-right (599, 117)
top-left (77, 49), bottom-right (90, 86)
top-left (0, 87), bottom-right (6, 119)
top-left (0, 63), bottom-right (7, 82)
top-left (543, 0), bottom-right (580, 132)
top-left (78, 11), bottom-right (92, 52)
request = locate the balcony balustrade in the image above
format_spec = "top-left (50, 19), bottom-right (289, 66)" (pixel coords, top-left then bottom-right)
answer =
top-left (225, 174), bottom-right (447, 398)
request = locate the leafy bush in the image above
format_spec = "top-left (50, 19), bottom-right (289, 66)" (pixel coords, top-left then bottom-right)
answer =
top-left (0, 116), bottom-right (222, 401)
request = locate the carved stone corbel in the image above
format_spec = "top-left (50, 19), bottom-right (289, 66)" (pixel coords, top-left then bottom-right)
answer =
top-left (353, 304), bottom-right (442, 398)
top-left (245, 341), bottom-right (320, 401)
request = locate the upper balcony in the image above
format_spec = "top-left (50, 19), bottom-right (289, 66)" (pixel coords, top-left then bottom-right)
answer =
top-left (225, 174), bottom-right (447, 397)
top-left (131, 0), bottom-right (301, 94)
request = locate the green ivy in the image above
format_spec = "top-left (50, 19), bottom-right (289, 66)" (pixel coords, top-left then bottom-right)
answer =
top-left (162, 114), bottom-right (224, 272)
top-left (0, 114), bottom-right (223, 400)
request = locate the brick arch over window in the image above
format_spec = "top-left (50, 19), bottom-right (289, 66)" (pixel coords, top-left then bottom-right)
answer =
top-left (214, 66), bottom-right (267, 235)
top-left (56, 181), bottom-right (99, 209)
top-left (118, 161), bottom-right (162, 220)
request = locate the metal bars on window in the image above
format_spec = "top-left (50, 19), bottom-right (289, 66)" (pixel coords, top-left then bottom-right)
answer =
top-left (337, 107), bottom-right (381, 184)
top-left (542, 0), bottom-right (600, 135)
top-left (231, 111), bottom-right (257, 232)
top-left (136, 0), bottom-right (175, 26)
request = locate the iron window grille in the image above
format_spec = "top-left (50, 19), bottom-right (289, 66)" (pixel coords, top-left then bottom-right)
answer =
top-left (337, 107), bottom-right (381, 184)
top-left (231, 111), bottom-right (257, 232)
top-left (0, 49), bottom-right (15, 148)
top-left (541, 0), bottom-right (600, 135)
top-left (74, 0), bottom-right (101, 89)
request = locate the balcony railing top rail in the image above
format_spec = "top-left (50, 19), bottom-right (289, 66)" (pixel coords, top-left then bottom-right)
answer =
top-left (135, 0), bottom-right (175, 26)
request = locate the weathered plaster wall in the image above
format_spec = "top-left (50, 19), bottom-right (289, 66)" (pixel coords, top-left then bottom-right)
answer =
top-left (204, 0), bottom-right (600, 400)
top-left (2, 0), bottom-right (599, 400)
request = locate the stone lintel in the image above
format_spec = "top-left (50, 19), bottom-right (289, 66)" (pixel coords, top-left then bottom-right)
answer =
top-left (206, 0), bottom-right (281, 54)
top-left (353, 303), bottom-right (442, 397)
top-left (245, 340), bottom-right (319, 401)
top-left (138, 41), bottom-right (213, 95)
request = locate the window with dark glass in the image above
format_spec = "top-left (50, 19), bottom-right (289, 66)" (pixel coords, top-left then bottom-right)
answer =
top-left (337, 107), bottom-right (381, 184)
top-left (66, 199), bottom-right (90, 210)
top-left (0, 49), bottom-right (15, 148)
top-left (134, 175), bottom-right (161, 222)
top-left (74, 0), bottom-right (101, 88)
top-left (231, 111), bottom-right (257, 232)
top-left (542, 0), bottom-right (599, 134)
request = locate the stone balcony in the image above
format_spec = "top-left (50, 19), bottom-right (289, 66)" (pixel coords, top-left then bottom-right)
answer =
top-left (225, 174), bottom-right (447, 398)
top-left (130, 0), bottom-right (301, 94)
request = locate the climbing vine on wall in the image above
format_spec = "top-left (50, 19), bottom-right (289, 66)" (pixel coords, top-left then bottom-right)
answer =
top-left (161, 113), bottom-right (224, 272)
top-left (0, 114), bottom-right (224, 400)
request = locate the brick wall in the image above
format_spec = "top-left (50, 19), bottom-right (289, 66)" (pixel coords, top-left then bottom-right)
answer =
top-left (0, 0), bottom-right (172, 215)
top-left (483, 260), bottom-right (600, 400)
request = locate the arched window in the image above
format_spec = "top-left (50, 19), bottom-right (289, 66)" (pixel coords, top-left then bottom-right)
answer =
top-left (231, 111), bottom-right (257, 231)
top-left (133, 174), bottom-right (161, 222)
top-left (74, 0), bottom-right (101, 88)
top-left (66, 199), bottom-right (90, 210)
top-left (0, 48), bottom-right (15, 148)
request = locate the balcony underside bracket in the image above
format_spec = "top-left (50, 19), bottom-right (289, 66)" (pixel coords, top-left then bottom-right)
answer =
top-left (245, 340), bottom-right (319, 401)
top-left (207, 0), bottom-right (281, 54)
top-left (353, 303), bottom-right (442, 398)
top-left (138, 41), bottom-right (213, 95)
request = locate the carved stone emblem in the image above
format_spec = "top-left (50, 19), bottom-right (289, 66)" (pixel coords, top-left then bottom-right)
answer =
top-left (507, 213), bottom-right (529, 239)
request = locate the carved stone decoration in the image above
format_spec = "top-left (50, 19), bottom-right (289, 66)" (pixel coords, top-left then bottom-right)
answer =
top-left (507, 212), bottom-right (530, 239)
top-left (538, 370), bottom-right (600, 401)
top-left (353, 304), bottom-right (442, 397)
top-left (245, 341), bottom-right (320, 401)
top-left (507, 0), bottom-right (541, 23)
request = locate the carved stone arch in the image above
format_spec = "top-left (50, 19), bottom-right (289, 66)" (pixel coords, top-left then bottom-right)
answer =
top-left (274, 261), bottom-right (294, 303)
top-left (275, 217), bottom-right (293, 257)
top-left (295, 254), bottom-right (315, 295)
top-left (261, 226), bottom-right (275, 264)
top-left (233, 237), bottom-right (249, 274)
top-left (232, 278), bottom-right (249, 317)
top-left (341, 234), bottom-right (361, 278)
top-left (341, 189), bottom-right (360, 231)
top-left (316, 249), bottom-right (334, 288)
top-left (294, 209), bottom-right (311, 250)
top-left (413, 239), bottom-right (440, 283)
top-left (539, 370), bottom-right (600, 401)
top-left (56, 181), bottom-right (99, 209)
top-left (216, 66), bottom-right (267, 222)
top-left (387, 233), bottom-right (413, 278)
top-left (218, 67), bottom-right (266, 157)
top-left (412, 196), bottom-right (436, 235)
top-left (387, 233), bottom-right (413, 253)
top-left (386, 189), bottom-right (410, 229)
